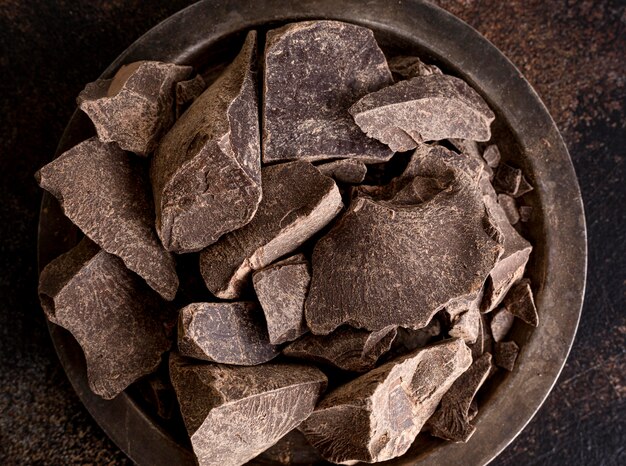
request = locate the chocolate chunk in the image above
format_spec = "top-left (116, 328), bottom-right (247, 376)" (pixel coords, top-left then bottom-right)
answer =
top-left (256, 430), bottom-right (323, 465)
top-left (468, 314), bottom-right (491, 359)
top-left (392, 318), bottom-right (442, 353)
top-left (299, 339), bottom-right (472, 464)
top-left (178, 302), bottom-right (278, 365)
top-left (175, 74), bottom-right (206, 117)
top-left (200, 161), bottom-right (342, 299)
top-left (503, 279), bottom-right (539, 326)
top-left (479, 173), bottom-right (532, 313)
top-left (78, 61), bottom-right (192, 156)
top-left (489, 307), bottom-right (515, 342)
top-left (498, 193), bottom-right (520, 225)
top-left (493, 163), bottom-right (528, 196)
top-left (350, 75), bottom-right (495, 152)
top-left (263, 20), bottom-right (394, 163)
top-left (449, 308), bottom-right (481, 344)
top-left (448, 139), bottom-right (494, 180)
top-left (36, 137), bottom-right (178, 300)
top-left (169, 354), bottom-right (327, 466)
top-left (494, 341), bottom-right (520, 371)
top-left (39, 240), bottom-right (173, 399)
top-left (252, 255), bottom-right (310, 345)
top-left (519, 205), bottom-right (533, 222)
top-left (151, 31), bottom-right (261, 253)
top-left (428, 353), bottom-right (493, 442)
top-left (515, 175), bottom-right (534, 198)
top-left (316, 159), bottom-right (368, 184)
top-left (305, 146), bottom-right (501, 333)
top-left (387, 55), bottom-right (442, 81)
top-left (482, 144), bottom-right (501, 168)
top-left (283, 325), bottom-right (397, 372)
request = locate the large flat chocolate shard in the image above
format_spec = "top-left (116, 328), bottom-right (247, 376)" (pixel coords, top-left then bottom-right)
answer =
top-left (428, 353), bottom-right (493, 442)
top-left (350, 75), bottom-right (495, 152)
top-left (316, 159), bottom-right (368, 184)
top-left (178, 302), bottom-right (278, 365)
top-left (39, 240), bottom-right (173, 399)
top-left (283, 325), bottom-right (397, 373)
top-left (252, 255), bottom-right (310, 345)
top-left (200, 161), bottom-right (342, 299)
top-left (263, 20), bottom-right (394, 163)
top-left (299, 339), bottom-right (472, 464)
top-left (169, 354), bottom-right (327, 466)
top-left (305, 146), bottom-right (501, 333)
top-left (78, 61), bottom-right (192, 156)
top-left (503, 279), bottom-right (539, 326)
top-left (150, 31), bottom-right (261, 253)
top-left (36, 137), bottom-right (178, 300)
top-left (387, 55), bottom-right (442, 81)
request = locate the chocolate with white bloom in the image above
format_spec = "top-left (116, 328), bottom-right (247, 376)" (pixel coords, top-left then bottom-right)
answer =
top-left (299, 339), bottom-right (472, 464)
top-left (503, 279), bottom-right (539, 326)
top-left (263, 20), bottom-right (394, 163)
top-left (178, 302), bottom-right (278, 365)
top-left (283, 325), bottom-right (397, 372)
top-left (388, 55), bottom-right (442, 81)
top-left (317, 159), bottom-right (368, 184)
top-left (350, 74), bottom-right (495, 152)
top-left (36, 137), bottom-right (178, 300)
top-left (305, 146), bottom-right (501, 333)
top-left (169, 353), bottom-right (327, 466)
top-left (428, 353), bottom-right (493, 442)
top-left (200, 161), bottom-right (342, 300)
top-left (151, 31), bottom-right (261, 253)
top-left (78, 60), bottom-right (192, 156)
top-left (252, 255), bottom-right (310, 345)
top-left (38, 239), bottom-right (173, 399)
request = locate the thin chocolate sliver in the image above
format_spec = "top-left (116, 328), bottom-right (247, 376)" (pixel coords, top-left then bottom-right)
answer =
top-left (503, 279), bottom-right (539, 327)
top-left (36, 137), bottom-right (178, 300)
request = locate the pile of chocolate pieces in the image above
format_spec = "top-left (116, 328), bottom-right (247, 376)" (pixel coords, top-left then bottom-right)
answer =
top-left (37, 20), bottom-right (539, 466)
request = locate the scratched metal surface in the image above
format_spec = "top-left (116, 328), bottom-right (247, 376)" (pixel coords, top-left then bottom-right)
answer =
top-left (0, 1), bottom-right (623, 464)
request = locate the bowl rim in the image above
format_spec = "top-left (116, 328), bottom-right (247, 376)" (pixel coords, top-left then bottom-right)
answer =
top-left (37, 1), bottom-right (587, 465)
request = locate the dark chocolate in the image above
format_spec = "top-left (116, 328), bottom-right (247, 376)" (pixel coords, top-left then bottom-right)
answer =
top-left (503, 279), bottom-right (539, 327)
top-left (494, 341), bottom-right (520, 371)
top-left (316, 159), bottom-right (368, 184)
top-left (387, 55), bottom-right (442, 81)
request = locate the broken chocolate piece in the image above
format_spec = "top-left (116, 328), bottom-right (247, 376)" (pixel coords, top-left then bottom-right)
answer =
top-left (428, 353), bottom-right (493, 442)
top-left (305, 146), bottom-right (501, 333)
top-left (263, 20), bottom-right (393, 163)
top-left (283, 325), bottom-right (397, 372)
top-left (36, 137), bottom-right (178, 300)
top-left (498, 193), bottom-right (520, 225)
top-left (256, 430), bottom-right (323, 465)
top-left (482, 144), bottom-right (501, 168)
top-left (468, 314), bottom-right (491, 359)
top-left (200, 161), bottom-right (342, 299)
top-left (494, 341), bottom-right (520, 371)
top-left (299, 339), bottom-right (472, 464)
top-left (519, 205), bottom-right (533, 223)
top-left (78, 61), bottom-right (192, 156)
top-left (39, 240), bottom-right (173, 399)
top-left (350, 74), bottom-right (495, 152)
top-left (151, 31), bottom-right (261, 253)
top-left (136, 372), bottom-right (177, 420)
top-left (514, 175), bottom-right (534, 198)
top-left (493, 163), bottom-right (526, 196)
top-left (169, 353), bottom-right (327, 466)
top-left (252, 255), bottom-right (310, 345)
top-left (449, 308), bottom-right (481, 344)
top-left (387, 55), bottom-right (442, 81)
top-left (176, 74), bottom-right (206, 116)
top-left (178, 302), bottom-right (278, 365)
top-left (490, 307), bottom-right (515, 342)
top-left (316, 159), bottom-right (368, 184)
top-left (503, 279), bottom-right (539, 326)
top-left (392, 318), bottom-right (442, 354)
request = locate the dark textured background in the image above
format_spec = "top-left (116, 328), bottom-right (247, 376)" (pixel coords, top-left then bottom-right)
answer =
top-left (0, 1), bottom-right (624, 464)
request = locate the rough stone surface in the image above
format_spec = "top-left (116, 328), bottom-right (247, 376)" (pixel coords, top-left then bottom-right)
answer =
top-left (263, 20), bottom-right (394, 163)
top-left (490, 306), bottom-right (516, 342)
top-left (350, 75), bottom-right (495, 152)
top-left (169, 353), bottom-right (327, 466)
top-left (299, 339), bottom-right (472, 464)
top-left (36, 137), bottom-right (178, 300)
top-left (78, 60), bottom-right (192, 156)
top-left (503, 279), bottom-right (539, 327)
top-left (305, 145), bottom-right (501, 333)
top-left (177, 302), bottom-right (278, 365)
top-left (252, 254), bottom-right (310, 345)
top-left (38, 239), bottom-right (173, 399)
top-left (494, 341), bottom-right (520, 371)
top-left (316, 159), bottom-right (368, 184)
top-left (175, 74), bottom-right (206, 118)
top-left (498, 193), bottom-right (520, 224)
top-left (150, 31), bottom-right (261, 253)
top-left (387, 55), bottom-right (442, 81)
top-left (428, 353), bottom-right (493, 442)
top-left (200, 161), bottom-right (342, 299)
top-left (283, 325), bottom-right (397, 372)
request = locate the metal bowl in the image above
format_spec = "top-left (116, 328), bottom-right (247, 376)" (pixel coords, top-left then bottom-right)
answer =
top-left (37, 1), bottom-right (587, 464)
